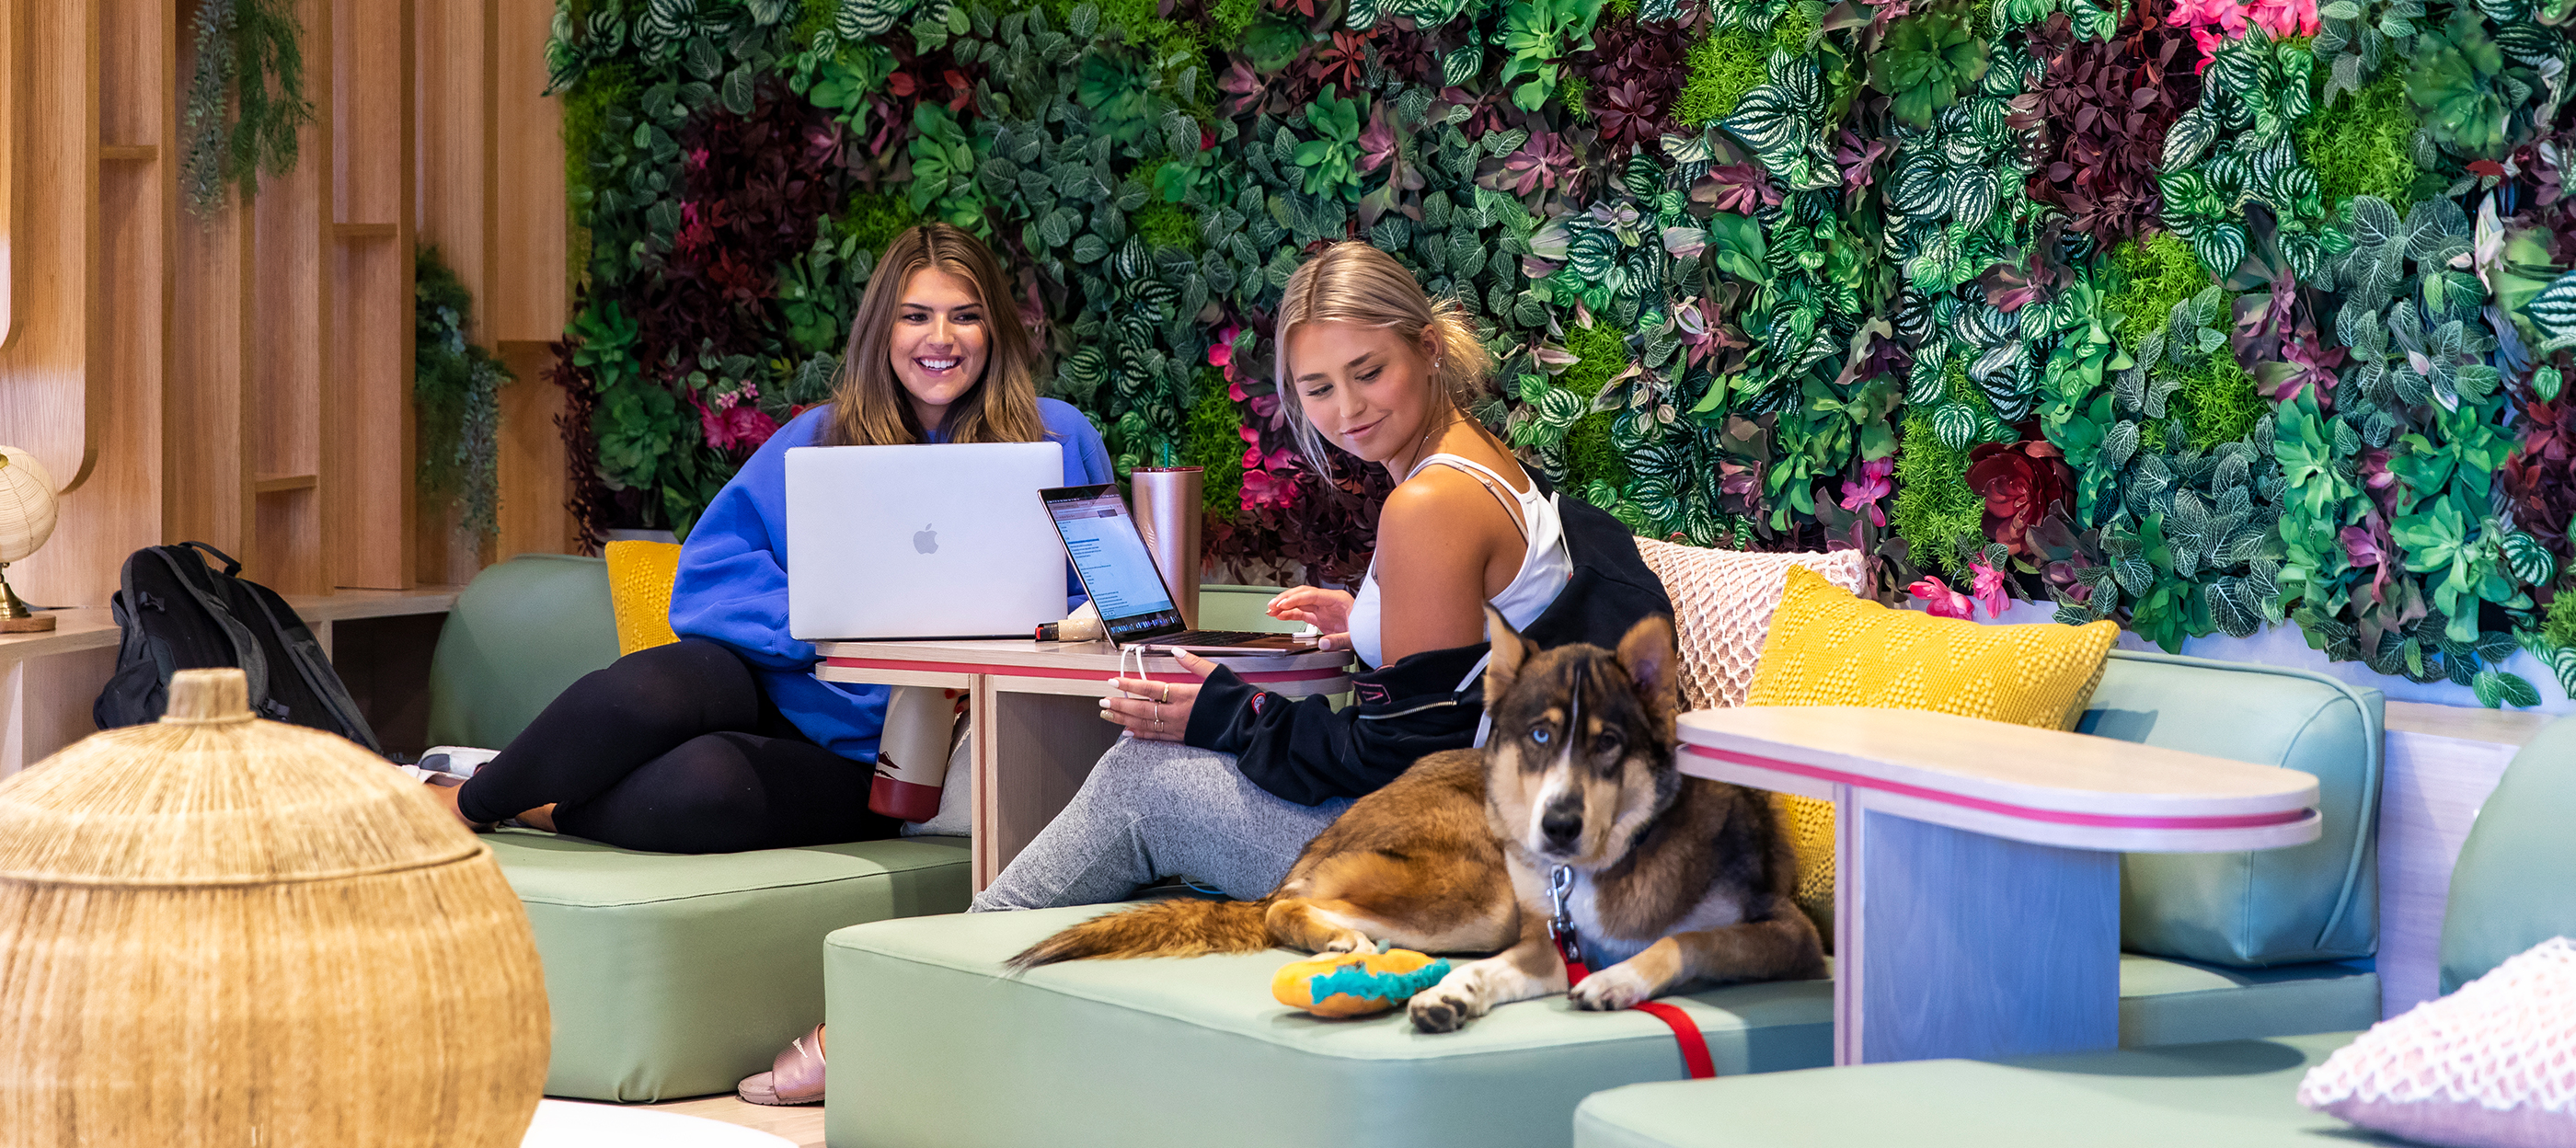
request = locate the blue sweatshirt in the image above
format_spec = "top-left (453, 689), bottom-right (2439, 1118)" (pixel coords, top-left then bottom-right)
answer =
top-left (668, 398), bottom-right (1114, 760)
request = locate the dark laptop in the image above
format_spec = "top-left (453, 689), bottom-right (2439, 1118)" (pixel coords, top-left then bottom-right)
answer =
top-left (1040, 484), bottom-right (1315, 653)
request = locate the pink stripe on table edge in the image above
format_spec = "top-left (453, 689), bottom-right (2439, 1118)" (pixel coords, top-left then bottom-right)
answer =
top-left (1680, 743), bottom-right (2310, 830)
top-left (822, 657), bottom-right (1349, 684)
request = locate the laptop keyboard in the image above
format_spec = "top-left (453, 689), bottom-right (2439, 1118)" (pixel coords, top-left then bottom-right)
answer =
top-left (1151, 630), bottom-right (1281, 646)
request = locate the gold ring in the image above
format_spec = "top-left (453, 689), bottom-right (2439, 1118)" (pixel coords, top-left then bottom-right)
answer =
top-left (1161, 683), bottom-right (1173, 703)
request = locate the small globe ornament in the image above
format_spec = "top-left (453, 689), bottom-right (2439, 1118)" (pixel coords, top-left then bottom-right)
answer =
top-left (0, 446), bottom-right (61, 633)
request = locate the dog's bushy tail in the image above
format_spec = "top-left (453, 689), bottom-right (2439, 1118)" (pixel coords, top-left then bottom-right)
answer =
top-left (1006, 898), bottom-right (1275, 970)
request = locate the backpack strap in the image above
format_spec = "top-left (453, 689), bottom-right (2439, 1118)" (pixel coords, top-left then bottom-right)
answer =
top-left (152, 545), bottom-right (272, 709)
top-left (173, 541), bottom-right (243, 578)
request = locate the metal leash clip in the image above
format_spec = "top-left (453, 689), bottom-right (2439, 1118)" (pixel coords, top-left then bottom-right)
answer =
top-left (1546, 864), bottom-right (1587, 981)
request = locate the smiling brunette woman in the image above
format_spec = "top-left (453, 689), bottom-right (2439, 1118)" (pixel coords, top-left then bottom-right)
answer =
top-left (970, 240), bottom-right (1671, 913)
top-left (419, 224), bottom-right (1110, 853)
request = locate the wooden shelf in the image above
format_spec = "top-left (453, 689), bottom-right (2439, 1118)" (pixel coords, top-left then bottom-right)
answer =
top-left (98, 144), bottom-right (157, 161)
top-left (255, 472), bottom-right (320, 494)
top-left (331, 222), bottom-right (398, 239)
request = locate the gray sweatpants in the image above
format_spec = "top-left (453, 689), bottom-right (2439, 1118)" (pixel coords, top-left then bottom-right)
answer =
top-left (969, 736), bottom-right (1352, 912)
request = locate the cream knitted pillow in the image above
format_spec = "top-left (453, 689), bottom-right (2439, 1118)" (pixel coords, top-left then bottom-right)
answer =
top-left (1628, 539), bottom-right (1868, 711)
top-left (2298, 936), bottom-right (2576, 1148)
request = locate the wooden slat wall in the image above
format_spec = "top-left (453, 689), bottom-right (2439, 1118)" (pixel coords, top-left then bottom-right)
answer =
top-left (494, 0), bottom-right (571, 561)
top-left (415, 0), bottom-right (497, 585)
top-left (0, 0), bottom-right (569, 609)
top-left (3, 1), bottom-right (108, 605)
top-left (1, 0), bottom-right (18, 351)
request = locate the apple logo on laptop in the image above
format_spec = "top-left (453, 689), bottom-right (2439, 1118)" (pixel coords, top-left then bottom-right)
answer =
top-left (913, 523), bottom-right (938, 555)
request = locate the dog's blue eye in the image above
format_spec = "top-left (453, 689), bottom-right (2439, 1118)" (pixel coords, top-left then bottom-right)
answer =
top-left (1531, 728), bottom-right (1551, 744)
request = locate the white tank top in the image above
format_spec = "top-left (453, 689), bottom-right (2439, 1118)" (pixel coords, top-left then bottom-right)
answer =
top-left (1348, 453), bottom-right (1572, 670)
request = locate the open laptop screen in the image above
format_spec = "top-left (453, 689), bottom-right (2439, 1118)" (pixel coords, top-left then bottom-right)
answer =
top-left (1041, 485), bottom-right (1184, 642)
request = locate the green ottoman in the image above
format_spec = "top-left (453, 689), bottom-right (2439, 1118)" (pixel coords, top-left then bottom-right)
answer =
top-left (820, 906), bottom-right (2375, 1148)
top-left (1573, 1033), bottom-right (2369, 1148)
top-left (491, 831), bottom-right (971, 1101)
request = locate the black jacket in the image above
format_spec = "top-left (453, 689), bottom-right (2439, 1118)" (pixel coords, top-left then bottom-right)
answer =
top-left (1183, 476), bottom-right (1673, 806)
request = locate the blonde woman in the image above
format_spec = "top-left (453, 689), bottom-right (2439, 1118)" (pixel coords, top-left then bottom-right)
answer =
top-left (428, 224), bottom-right (1110, 855)
top-left (972, 241), bottom-right (1671, 912)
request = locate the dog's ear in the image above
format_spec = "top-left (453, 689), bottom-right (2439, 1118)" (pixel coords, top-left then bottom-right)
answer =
top-left (1616, 614), bottom-right (1678, 713)
top-left (1483, 604), bottom-right (1528, 708)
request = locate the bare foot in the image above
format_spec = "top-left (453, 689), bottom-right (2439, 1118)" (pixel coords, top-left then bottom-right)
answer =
top-left (518, 803), bottom-right (558, 833)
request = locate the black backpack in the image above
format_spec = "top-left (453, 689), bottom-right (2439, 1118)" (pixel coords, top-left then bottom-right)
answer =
top-left (94, 542), bottom-right (383, 752)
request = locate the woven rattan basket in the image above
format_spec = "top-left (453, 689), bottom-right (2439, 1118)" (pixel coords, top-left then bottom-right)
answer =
top-left (0, 669), bottom-right (548, 1147)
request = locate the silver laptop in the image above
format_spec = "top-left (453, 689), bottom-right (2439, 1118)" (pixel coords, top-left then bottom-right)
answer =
top-left (1041, 484), bottom-right (1315, 654)
top-left (786, 442), bottom-right (1065, 641)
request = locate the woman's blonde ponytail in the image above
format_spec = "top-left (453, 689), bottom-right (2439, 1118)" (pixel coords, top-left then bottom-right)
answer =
top-left (1423, 295), bottom-right (1492, 413)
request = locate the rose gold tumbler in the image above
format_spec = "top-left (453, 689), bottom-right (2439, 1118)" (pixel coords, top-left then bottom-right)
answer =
top-left (1130, 467), bottom-right (1204, 628)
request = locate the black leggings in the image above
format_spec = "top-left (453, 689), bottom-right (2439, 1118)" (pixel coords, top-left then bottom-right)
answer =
top-left (455, 639), bottom-right (901, 853)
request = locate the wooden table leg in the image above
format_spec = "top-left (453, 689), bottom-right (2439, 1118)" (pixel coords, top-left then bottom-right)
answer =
top-left (968, 685), bottom-right (1123, 893)
top-left (1838, 801), bottom-right (2120, 1065)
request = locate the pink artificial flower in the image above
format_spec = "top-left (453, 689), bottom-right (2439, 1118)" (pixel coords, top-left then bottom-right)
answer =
top-left (1241, 466), bottom-right (1302, 511)
top-left (1209, 322), bottom-right (1241, 379)
top-left (1968, 559), bottom-right (2011, 619)
top-left (1909, 576), bottom-right (1975, 620)
top-left (1838, 458), bottom-right (1894, 527)
top-left (2166, 0), bottom-right (2248, 36)
top-left (2246, 0), bottom-right (2317, 38)
top-left (2166, 0), bottom-right (2249, 70)
top-left (697, 400), bottom-right (780, 453)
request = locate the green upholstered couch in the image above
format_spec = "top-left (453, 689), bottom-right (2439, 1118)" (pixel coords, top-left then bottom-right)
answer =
top-left (425, 554), bottom-right (973, 1101)
top-left (819, 651), bottom-right (2388, 1148)
top-left (1571, 714), bottom-right (2576, 1148)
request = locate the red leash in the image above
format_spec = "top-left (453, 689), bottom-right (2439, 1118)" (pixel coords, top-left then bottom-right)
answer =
top-left (1548, 867), bottom-right (1718, 1081)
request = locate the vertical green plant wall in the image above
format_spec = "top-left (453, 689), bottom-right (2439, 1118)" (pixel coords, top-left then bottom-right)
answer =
top-left (544, 0), bottom-right (2576, 706)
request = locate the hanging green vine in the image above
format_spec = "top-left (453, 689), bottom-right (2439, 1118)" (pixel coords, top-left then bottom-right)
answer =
top-left (179, 0), bottom-right (317, 217)
top-left (415, 247), bottom-right (512, 541)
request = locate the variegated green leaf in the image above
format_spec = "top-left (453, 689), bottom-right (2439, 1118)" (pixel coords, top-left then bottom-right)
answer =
top-left (1931, 403), bottom-right (1979, 451)
top-left (2501, 530), bottom-right (2558, 587)
top-left (1949, 166), bottom-right (2000, 229)
top-left (2473, 668), bottom-right (2543, 709)
top-left (2162, 108), bottom-right (2218, 169)
top-left (2525, 270), bottom-right (2576, 352)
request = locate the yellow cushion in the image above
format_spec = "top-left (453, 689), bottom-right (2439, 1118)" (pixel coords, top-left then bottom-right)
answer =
top-left (604, 540), bottom-right (684, 657)
top-left (1747, 567), bottom-right (2121, 935)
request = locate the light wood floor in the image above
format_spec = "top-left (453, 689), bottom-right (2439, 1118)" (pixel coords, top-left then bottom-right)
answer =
top-left (574, 1093), bottom-right (825, 1147)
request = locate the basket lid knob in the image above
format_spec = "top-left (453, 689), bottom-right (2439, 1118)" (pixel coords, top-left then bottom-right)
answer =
top-left (162, 668), bottom-right (254, 725)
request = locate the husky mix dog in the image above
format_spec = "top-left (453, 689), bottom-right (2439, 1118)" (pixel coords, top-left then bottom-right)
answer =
top-left (1009, 610), bottom-right (1825, 1032)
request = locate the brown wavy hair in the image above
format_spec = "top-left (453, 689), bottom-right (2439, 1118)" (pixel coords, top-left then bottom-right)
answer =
top-left (824, 224), bottom-right (1046, 447)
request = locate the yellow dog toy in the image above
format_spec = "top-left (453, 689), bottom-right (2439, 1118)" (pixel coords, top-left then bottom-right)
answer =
top-left (1271, 948), bottom-right (1453, 1017)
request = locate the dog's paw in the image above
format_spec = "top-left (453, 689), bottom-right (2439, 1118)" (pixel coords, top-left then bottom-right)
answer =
top-left (1568, 964), bottom-right (1656, 1012)
top-left (1409, 987), bottom-right (1478, 1034)
top-left (1320, 929), bottom-right (1375, 955)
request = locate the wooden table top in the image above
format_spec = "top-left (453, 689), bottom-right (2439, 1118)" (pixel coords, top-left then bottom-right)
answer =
top-left (814, 637), bottom-right (1353, 678)
top-left (1678, 706), bottom-right (2323, 853)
